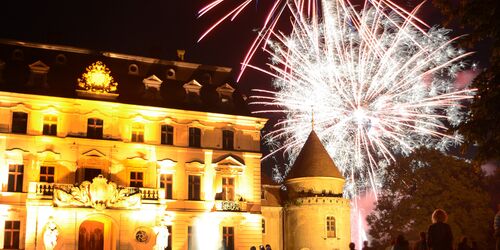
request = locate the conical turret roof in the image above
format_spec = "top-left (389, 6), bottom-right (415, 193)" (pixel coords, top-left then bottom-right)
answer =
top-left (286, 130), bottom-right (343, 180)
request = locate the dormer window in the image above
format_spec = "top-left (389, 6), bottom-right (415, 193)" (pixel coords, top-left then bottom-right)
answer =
top-left (28, 60), bottom-right (50, 88)
top-left (166, 68), bottom-right (176, 80)
top-left (128, 64), bottom-right (139, 75)
top-left (143, 75), bottom-right (163, 91)
top-left (216, 83), bottom-right (235, 104)
top-left (183, 80), bottom-right (202, 103)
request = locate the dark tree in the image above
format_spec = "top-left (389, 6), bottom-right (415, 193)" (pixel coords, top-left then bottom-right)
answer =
top-left (432, 0), bottom-right (500, 163)
top-left (367, 149), bottom-right (493, 249)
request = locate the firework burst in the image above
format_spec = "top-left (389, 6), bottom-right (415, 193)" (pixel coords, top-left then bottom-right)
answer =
top-left (251, 0), bottom-right (475, 197)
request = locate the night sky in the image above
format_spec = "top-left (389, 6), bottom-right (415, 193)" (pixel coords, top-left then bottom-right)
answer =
top-left (0, 0), bottom-right (486, 172)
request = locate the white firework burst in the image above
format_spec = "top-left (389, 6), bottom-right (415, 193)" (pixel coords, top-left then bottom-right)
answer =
top-left (251, 0), bottom-right (475, 197)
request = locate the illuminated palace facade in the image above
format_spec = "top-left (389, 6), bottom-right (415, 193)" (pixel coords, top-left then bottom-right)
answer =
top-left (0, 39), bottom-right (271, 250)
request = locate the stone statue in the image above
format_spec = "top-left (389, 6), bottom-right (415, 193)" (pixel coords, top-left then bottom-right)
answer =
top-left (43, 217), bottom-right (59, 250)
top-left (154, 219), bottom-right (170, 250)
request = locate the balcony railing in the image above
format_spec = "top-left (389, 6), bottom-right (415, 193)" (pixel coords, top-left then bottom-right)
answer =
top-left (29, 182), bottom-right (159, 201)
top-left (214, 200), bottom-right (247, 212)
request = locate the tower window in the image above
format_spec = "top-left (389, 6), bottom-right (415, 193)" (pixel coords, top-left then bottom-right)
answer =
top-left (131, 123), bottom-right (144, 143)
top-left (326, 216), bottom-right (336, 238)
top-left (161, 125), bottom-right (174, 145)
top-left (87, 118), bottom-right (103, 139)
top-left (3, 221), bottom-right (20, 249)
top-left (8, 164), bottom-right (24, 192)
top-left (188, 226), bottom-right (193, 250)
top-left (262, 219), bottom-right (266, 234)
top-left (12, 112), bottom-right (28, 134)
top-left (160, 174), bottom-right (173, 199)
top-left (188, 175), bottom-right (201, 200)
top-left (40, 166), bottom-right (55, 183)
top-left (43, 115), bottom-right (57, 136)
top-left (188, 127), bottom-right (201, 148)
top-left (222, 226), bottom-right (234, 250)
top-left (130, 171), bottom-right (143, 187)
top-left (222, 130), bottom-right (234, 150)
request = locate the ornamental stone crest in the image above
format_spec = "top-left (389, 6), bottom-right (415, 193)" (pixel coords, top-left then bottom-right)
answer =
top-left (53, 175), bottom-right (141, 209)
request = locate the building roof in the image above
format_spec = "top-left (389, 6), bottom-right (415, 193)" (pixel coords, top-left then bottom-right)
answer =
top-left (285, 130), bottom-right (344, 180)
top-left (0, 39), bottom-right (252, 116)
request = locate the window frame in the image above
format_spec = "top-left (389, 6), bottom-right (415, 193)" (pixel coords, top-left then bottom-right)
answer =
top-left (11, 111), bottom-right (28, 134)
top-left (42, 115), bottom-right (57, 136)
top-left (160, 174), bottom-right (173, 199)
top-left (87, 118), bottom-right (103, 139)
top-left (131, 123), bottom-right (145, 143)
top-left (39, 166), bottom-right (55, 183)
top-left (129, 171), bottom-right (144, 187)
top-left (3, 220), bottom-right (20, 249)
top-left (222, 226), bottom-right (235, 250)
top-left (7, 164), bottom-right (24, 192)
top-left (188, 127), bottom-right (201, 148)
top-left (326, 216), bottom-right (336, 238)
top-left (161, 125), bottom-right (174, 145)
top-left (188, 175), bottom-right (201, 200)
top-left (222, 130), bottom-right (234, 150)
top-left (221, 177), bottom-right (235, 201)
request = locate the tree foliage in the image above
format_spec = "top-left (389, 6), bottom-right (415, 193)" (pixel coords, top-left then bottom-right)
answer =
top-left (432, 0), bottom-right (500, 162)
top-left (367, 149), bottom-right (493, 249)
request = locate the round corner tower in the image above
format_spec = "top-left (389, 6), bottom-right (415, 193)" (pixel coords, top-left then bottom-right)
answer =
top-left (284, 130), bottom-right (350, 250)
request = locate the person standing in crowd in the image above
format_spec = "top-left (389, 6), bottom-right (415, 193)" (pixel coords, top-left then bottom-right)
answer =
top-left (362, 240), bottom-right (372, 250)
top-left (427, 209), bottom-right (453, 250)
top-left (457, 236), bottom-right (471, 250)
top-left (349, 242), bottom-right (356, 250)
top-left (415, 232), bottom-right (428, 250)
top-left (495, 203), bottom-right (500, 250)
top-left (393, 234), bottom-right (409, 250)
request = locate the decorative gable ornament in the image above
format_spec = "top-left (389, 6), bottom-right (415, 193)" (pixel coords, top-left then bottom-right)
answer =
top-left (77, 61), bottom-right (118, 100)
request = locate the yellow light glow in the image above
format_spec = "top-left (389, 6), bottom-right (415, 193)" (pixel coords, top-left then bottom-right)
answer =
top-left (78, 61), bottom-right (117, 94)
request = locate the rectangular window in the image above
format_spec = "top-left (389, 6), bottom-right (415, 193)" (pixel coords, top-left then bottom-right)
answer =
top-left (131, 123), bottom-right (144, 143)
top-left (40, 166), bottom-right (55, 183)
top-left (188, 226), bottom-right (193, 250)
top-left (8, 164), bottom-right (24, 192)
top-left (130, 171), bottom-right (143, 187)
top-left (161, 125), bottom-right (174, 145)
top-left (11, 112), bottom-right (28, 134)
top-left (222, 226), bottom-right (235, 250)
top-left (3, 221), bottom-right (20, 249)
top-left (222, 130), bottom-right (234, 150)
top-left (188, 127), bottom-right (201, 148)
top-left (326, 216), bottom-right (336, 238)
top-left (160, 174), bottom-right (173, 199)
top-left (87, 118), bottom-right (103, 139)
top-left (222, 177), bottom-right (234, 201)
top-left (43, 115), bottom-right (57, 136)
top-left (188, 175), bottom-right (201, 200)
top-left (262, 219), bottom-right (266, 234)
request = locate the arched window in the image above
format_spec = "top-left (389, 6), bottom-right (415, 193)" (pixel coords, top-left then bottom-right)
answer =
top-left (326, 216), bottom-right (336, 238)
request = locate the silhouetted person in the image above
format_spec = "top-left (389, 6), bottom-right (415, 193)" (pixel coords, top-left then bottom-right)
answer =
top-left (250, 246), bottom-right (257, 250)
top-left (349, 242), bottom-right (356, 250)
top-left (394, 234), bottom-right (409, 250)
top-left (495, 204), bottom-right (500, 250)
top-left (362, 240), bottom-right (371, 250)
top-left (427, 209), bottom-right (453, 250)
top-left (265, 244), bottom-right (271, 250)
top-left (385, 239), bottom-right (396, 250)
top-left (457, 236), bottom-right (471, 250)
top-left (415, 232), bottom-right (428, 250)
top-left (259, 245), bottom-right (265, 250)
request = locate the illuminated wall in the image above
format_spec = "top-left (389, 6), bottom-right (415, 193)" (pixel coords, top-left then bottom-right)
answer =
top-left (0, 91), bottom-right (267, 250)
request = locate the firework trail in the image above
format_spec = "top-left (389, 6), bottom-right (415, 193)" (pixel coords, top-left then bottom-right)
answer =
top-left (250, 0), bottom-right (475, 197)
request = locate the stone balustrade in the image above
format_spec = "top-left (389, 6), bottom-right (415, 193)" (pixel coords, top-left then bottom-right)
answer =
top-left (214, 200), bottom-right (247, 212)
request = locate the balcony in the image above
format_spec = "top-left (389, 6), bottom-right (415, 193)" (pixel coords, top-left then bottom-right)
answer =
top-left (28, 182), bottom-right (160, 202)
top-left (213, 200), bottom-right (247, 212)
